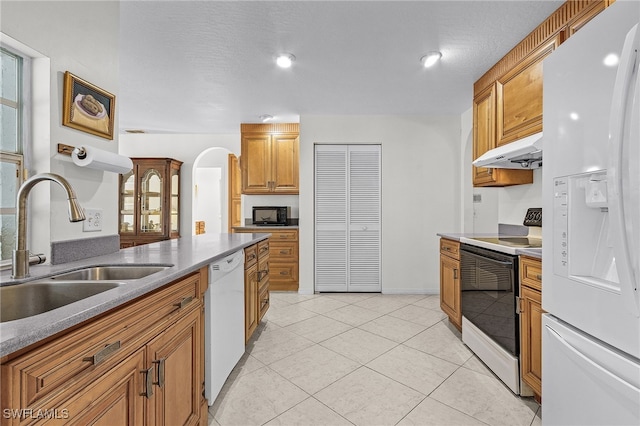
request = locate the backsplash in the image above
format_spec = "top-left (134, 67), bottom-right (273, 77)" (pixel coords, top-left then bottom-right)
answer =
top-left (51, 235), bottom-right (120, 265)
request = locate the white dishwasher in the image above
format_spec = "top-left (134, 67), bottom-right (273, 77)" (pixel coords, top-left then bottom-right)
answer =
top-left (205, 249), bottom-right (245, 404)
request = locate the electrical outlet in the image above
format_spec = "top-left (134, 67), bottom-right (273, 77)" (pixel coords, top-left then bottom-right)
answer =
top-left (83, 208), bottom-right (103, 232)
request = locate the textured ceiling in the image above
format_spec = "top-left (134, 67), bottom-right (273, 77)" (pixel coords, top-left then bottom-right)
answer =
top-left (119, 1), bottom-right (563, 134)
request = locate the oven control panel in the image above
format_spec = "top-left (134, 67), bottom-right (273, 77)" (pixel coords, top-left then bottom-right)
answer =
top-left (523, 208), bottom-right (542, 227)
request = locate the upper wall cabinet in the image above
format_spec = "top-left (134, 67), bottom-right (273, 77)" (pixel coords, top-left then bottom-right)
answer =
top-left (240, 123), bottom-right (299, 194)
top-left (472, 0), bottom-right (612, 187)
top-left (496, 35), bottom-right (561, 146)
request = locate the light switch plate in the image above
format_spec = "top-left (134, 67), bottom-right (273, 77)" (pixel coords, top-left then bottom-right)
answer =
top-left (83, 208), bottom-right (103, 232)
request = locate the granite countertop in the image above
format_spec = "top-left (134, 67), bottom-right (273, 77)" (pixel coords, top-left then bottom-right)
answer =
top-left (437, 232), bottom-right (542, 259)
top-left (0, 232), bottom-right (269, 357)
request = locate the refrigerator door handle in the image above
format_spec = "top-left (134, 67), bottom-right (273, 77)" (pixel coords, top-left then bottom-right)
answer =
top-left (607, 23), bottom-right (640, 318)
top-left (545, 324), bottom-right (640, 395)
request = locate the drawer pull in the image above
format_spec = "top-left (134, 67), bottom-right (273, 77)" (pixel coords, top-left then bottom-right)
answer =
top-left (84, 341), bottom-right (121, 365)
top-left (141, 367), bottom-right (154, 398)
top-left (454, 269), bottom-right (458, 280)
top-left (279, 250), bottom-right (289, 254)
top-left (174, 296), bottom-right (193, 310)
top-left (279, 235), bottom-right (289, 239)
top-left (247, 253), bottom-right (257, 260)
top-left (279, 271), bottom-right (288, 276)
top-left (153, 358), bottom-right (166, 388)
top-left (536, 274), bottom-right (542, 280)
top-left (259, 246), bottom-right (269, 253)
top-left (261, 298), bottom-right (269, 309)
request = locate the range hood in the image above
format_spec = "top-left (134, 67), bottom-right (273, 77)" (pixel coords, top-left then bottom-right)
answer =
top-left (473, 132), bottom-right (543, 169)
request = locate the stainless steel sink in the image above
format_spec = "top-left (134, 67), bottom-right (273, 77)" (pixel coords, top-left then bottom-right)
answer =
top-left (1, 280), bottom-right (125, 322)
top-left (49, 265), bottom-right (171, 281)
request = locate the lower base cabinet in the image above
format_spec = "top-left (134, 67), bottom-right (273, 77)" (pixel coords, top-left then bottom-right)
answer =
top-left (244, 239), bottom-right (270, 343)
top-left (0, 268), bottom-right (208, 426)
top-left (519, 255), bottom-right (543, 398)
top-left (439, 238), bottom-right (462, 330)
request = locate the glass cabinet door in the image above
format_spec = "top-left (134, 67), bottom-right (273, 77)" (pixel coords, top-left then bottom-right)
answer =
top-left (140, 168), bottom-right (163, 235)
top-left (170, 168), bottom-right (179, 234)
top-left (120, 171), bottom-right (136, 235)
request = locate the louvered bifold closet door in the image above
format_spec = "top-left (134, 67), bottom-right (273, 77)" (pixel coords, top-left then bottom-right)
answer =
top-left (315, 144), bottom-right (381, 293)
top-left (315, 146), bottom-right (348, 292)
top-left (348, 146), bottom-right (381, 292)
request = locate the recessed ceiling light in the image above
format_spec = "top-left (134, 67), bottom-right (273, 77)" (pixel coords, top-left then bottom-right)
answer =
top-left (420, 51), bottom-right (442, 68)
top-left (276, 53), bottom-right (296, 68)
top-left (259, 114), bottom-right (274, 122)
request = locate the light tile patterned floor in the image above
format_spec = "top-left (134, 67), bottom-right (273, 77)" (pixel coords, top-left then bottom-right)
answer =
top-left (209, 293), bottom-right (541, 426)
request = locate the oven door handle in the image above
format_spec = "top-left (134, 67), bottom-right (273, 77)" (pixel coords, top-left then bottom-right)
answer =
top-left (462, 250), bottom-right (514, 268)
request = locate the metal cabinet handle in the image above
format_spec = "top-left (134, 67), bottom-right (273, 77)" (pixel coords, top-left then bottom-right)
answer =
top-left (153, 358), bottom-right (166, 388)
top-left (141, 366), bottom-right (154, 398)
top-left (261, 298), bottom-right (269, 309)
top-left (279, 250), bottom-right (288, 254)
top-left (84, 341), bottom-right (121, 365)
top-left (247, 253), bottom-right (257, 260)
top-left (259, 246), bottom-right (269, 254)
top-left (279, 235), bottom-right (288, 239)
top-left (453, 269), bottom-right (458, 280)
top-left (279, 271), bottom-right (288, 276)
top-left (174, 296), bottom-right (193, 310)
top-left (536, 274), bottom-right (542, 281)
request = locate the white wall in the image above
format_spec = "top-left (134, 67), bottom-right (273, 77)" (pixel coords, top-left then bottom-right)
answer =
top-left (194, 168), bottom-right (222, 233)
top-left (1, 1), bottom-right (119, 261)
top-left (299, 115), bottom-right (461, 295)
top-left (119, 133), bottom-right (240, 236)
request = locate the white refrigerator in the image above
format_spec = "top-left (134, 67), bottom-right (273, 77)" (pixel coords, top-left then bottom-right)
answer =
top-left (542, 1), bottom-right (640, 425)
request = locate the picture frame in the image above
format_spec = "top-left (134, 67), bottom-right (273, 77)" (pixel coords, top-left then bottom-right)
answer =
top-left (62, 71), bottom-right (115, 140)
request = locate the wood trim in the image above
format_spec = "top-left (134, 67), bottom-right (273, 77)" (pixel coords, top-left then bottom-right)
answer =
top-left (474, 0), bottom-right (607, 94)
top-left (240, 123), bottom-right (299, 133)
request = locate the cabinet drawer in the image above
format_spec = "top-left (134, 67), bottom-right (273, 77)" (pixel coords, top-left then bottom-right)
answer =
top-left (258, 257), bottom-right (269, 284)
top-left (270, 230), bottom-right (298, 242)
top-left (244, 244), bottom-right (258, 269)
top-left (270, 242), bottom-right (298, 261)
top-left (258, 285), bottom-right (270, 321)
top-left (270, 262), bottom-right (298, 283)
top-left (258, 239), bottom-right (270, 259)
top-left (2, 273), bottom-right (200, 411)
top-left (520, 256), bottom-right (542, 291)
top-left (440, 238), bottom-right (460, 260)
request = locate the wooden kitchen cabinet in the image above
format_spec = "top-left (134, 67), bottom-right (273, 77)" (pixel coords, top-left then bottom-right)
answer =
top-left (472, 0), bottom-right (612, 188)
top-left (244, 239), bottom-right (271, 342)
top-left (473, 84), bottom-right (534, 187)
top-left (119, 157), bottom-right (182, 248)
top-left (0, 268), bottom-right (207, 425)
top-left (519, 256), bottom-right (544, 398)
top-left (496, 35), bottom-right (561, 146)
top-left (235, 228), bottom-right (298, 291)
top-left (240, 123), bottom-right (299, 194)
top-left (244, 246), bottom-right (259, 343)
top-left (440, 238), bottom-right (462, 331)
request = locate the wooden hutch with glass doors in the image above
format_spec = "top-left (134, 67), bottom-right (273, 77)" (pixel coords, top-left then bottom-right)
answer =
top-left (119, 158), bottom-right (182, 248)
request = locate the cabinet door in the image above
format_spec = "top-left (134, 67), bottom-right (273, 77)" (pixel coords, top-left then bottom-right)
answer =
top-left (120, 168), bottom-right (137, 237)
top-left (241, 134), bottom-right (272, 193)
top-left (69, 348), bottom-right (146, 426)
top-left (520, 285), bottom-right (543, 396)
top-left (228, 154), bottom-right (242, 232)
top-left (245, 263), bottom-right (258, 343)
top-left (271, 134), bottom-right (299, 193)
top-left (440, 254), bottom-right (461, 330)
top-left (138, 161), bottom-right (167, 239)
top-left (146, 308), bottom-right (201, 426)
top-left (472, 84), bottom-right (497, 186)
top-left (496, 35), bottom-right (561, 146)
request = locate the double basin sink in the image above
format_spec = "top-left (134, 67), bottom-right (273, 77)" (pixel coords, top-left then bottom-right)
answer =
top-left (1, 265), bottom-right (171, 323)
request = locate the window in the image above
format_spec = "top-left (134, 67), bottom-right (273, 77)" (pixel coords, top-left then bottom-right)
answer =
top-left (1, 47), bottom-right (25, 260)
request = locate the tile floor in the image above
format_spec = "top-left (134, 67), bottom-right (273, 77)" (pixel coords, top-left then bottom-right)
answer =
top-left (208, 292), bottom-right (541, 426)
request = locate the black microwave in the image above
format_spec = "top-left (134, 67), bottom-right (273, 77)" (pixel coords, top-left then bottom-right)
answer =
top-left (252, 206), bottom-right (290, 226)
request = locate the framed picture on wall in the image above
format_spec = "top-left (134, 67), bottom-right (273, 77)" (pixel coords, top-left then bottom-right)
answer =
top-left (62, 71), bottom-right (115, 140)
